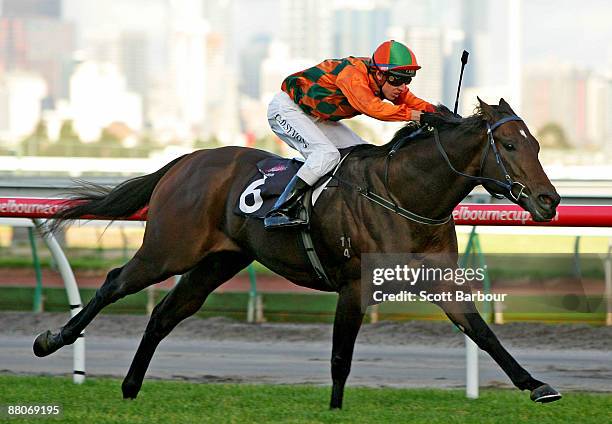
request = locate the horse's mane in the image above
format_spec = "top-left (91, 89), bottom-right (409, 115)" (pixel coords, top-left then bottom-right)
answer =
top-left (349, 105), bottom-right (487, 159)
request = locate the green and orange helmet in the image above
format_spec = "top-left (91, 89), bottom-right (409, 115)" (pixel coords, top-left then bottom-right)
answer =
top-left (370, 40), bottom-right (421, 77)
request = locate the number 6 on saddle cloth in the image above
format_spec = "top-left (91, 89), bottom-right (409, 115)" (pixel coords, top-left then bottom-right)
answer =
top-left (234, 156), bottom-right (344, 219)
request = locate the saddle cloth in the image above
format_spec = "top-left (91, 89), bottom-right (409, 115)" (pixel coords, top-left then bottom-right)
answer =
top-left (234, 155), bottom-right (344, 219)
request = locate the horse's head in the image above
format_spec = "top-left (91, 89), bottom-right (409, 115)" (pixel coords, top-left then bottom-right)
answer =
top-left (477, 97), bottom-right (560, 221)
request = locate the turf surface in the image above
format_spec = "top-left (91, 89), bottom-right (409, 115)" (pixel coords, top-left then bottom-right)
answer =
top-left (0, 375), bottom-right (610, 423)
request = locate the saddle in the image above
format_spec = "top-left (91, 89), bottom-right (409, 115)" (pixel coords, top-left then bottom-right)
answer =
top-left (234, 148), bottom-right (354, 219)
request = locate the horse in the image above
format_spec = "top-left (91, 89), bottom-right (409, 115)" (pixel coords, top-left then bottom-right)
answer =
top-left (33, 98), bottom-right (562, 408)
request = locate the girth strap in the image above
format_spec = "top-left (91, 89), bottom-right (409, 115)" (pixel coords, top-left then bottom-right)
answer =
top-left (298, 190), bottom-right (335, 290)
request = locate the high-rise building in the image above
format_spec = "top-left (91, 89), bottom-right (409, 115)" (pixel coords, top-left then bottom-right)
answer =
top-left (280, 0), bottom-right (332, 61)
top-left (456, 0), bottom-right (523, 115)
top-left (167, 22), bottom-right (208, 138)
top-left (1, 0), bottom-right (61, 18)
top-left (120, 32), bottom-right (149, 99)
top-left (461, 0), bottom-right (489, 87)
top-left (607, 76), bottom-right (612, 151)
top-left (392, 28), bottom-right (444, 105)
top-left (522, 62), bottom-right (611, 148)
top-left (0, 17), bottom-right (75, 101)
top-left (390, 0), bottom-right (456, 29)
top-left (69, 61), bottom-right (142, 142)
top-left (442, 29), bottom-right (465, 107)
top-left (240, 33), bottom-right (271, 99)
top-left (259, 41), bottom-right (311, 104)
top-left (205, 31), bottom-right (240, 144)
top-left (507, 0), bottom-right (521, 114)
top-left (585, 73), bottom-right (610, 149)
top-left (147, 0), bottom-right (208, 142)
top-left (0, 0), bottom-right (74, 102)
top-left (0, 72), bottom-right (47, 145)
top-left (333, 6), bottom-right (390, 58)
top-left (202, 0), bottom-right (234, 64)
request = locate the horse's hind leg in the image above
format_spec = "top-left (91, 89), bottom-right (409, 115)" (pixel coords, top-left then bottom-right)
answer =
top-left (122, 251), bottom-right (252, 399)
top-left (438, 299), bottom-right (562, 403)
top-left (33, 251), bottom-right (180, 357)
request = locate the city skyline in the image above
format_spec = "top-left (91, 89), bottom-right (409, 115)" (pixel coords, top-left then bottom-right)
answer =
top-left (60, 0), bottom-right (612, 73)
top-left (0, 0), bottom-right (610, 155)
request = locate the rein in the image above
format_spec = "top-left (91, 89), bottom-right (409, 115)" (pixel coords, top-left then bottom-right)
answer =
top-left (332, 115), bottom-right (527, 226)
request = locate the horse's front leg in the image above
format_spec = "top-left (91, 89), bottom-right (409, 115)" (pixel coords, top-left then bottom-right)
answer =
top-left (330, 279), bottom-right (365, 409)
top-left (437, 297), bottom-right (562, 403)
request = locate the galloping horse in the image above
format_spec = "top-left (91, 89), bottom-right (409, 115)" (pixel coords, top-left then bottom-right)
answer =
top-left (33, 98), bottom-right (562, 407)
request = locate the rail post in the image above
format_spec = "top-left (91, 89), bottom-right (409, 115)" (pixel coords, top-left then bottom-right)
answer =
top-left (369, 304), bottom-right (379, 323)
top-left (465, 335), bottom-right (479, 399)
top-left (28, 227), bottom-right (44, 313)
top-left (460, 226), bottom-right (492, 322)
top-left (247, 264), bottom-right (260, 323)
top-left (605, 239), bottom-right (612, 326)
top-left (573, 236), bottom-right (582, 279)
top-left (33, 219), bottom-right (85, 384)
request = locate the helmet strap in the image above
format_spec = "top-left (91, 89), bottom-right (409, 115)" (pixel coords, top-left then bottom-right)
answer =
top-left (368, 57), bottom-right (386, 99)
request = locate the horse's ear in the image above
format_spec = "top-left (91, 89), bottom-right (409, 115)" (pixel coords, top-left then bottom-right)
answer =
top-left (477, 96), bottom-right (496, 121)
top-left (498, 98), bottom-right (517, 115)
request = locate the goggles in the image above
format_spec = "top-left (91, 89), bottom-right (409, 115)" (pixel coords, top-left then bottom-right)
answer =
top-left (385, 72), bottom-right (414, 86)
top-left (370, 56), bottom-right (416, 86)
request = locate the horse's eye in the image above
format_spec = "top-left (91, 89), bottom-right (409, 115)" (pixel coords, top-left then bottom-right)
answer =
top-left (503, 143), bottom-right (515, 151)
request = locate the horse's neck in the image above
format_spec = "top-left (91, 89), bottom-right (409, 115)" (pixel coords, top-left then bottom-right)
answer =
top-left (380, 128), bottom-right (486, 220)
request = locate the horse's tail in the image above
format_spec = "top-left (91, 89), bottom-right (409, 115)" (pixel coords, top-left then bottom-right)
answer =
top-left (47, 155), bottom-right (187, 233)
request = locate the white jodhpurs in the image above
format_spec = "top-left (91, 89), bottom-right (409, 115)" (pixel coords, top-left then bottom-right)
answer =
top-left (267, 91), bottom-right (367, 185)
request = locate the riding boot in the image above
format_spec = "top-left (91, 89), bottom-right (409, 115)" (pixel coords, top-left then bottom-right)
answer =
top-left (264, 175), bottom-right (310, 229)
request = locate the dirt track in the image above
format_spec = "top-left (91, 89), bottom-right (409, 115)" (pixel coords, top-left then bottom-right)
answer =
top-left (1, 312), bottom-right (611, 351)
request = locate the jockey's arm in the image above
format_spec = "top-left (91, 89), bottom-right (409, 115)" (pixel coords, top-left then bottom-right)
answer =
top-left (393, 89), bottom-right (435, 112)
top-left (393, 90), bottom-right (436, 122)
top-left (336, 69), bottom-right (433, 122)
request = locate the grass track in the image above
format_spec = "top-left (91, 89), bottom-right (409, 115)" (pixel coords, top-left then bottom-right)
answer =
top-left (0, 375), bottom-right (610, 423)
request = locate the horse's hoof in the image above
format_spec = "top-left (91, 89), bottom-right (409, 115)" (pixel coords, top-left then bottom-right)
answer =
top-left (121, 380), bottom-right (140, 400)
top-left (33, 330), bottom-right (60, 357)
top-left (329, 399), bottom-right (343, 410)
top-left (530, 384), bottom-right (562, 403)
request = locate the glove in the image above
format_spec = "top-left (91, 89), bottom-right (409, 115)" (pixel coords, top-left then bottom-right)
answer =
top-left (420, 104), bottom-right (462, 127)
top-left (435, 104), bottom-right (462, 119)
top-left (419, 111), bottom-right (445, 127)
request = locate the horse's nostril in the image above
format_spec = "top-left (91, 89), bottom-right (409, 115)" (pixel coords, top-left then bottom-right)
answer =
top-left (538, 193), bottom-right (560, 209)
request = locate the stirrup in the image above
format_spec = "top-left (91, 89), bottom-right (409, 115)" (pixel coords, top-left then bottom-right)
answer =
top-left (264, 209), bottom-right (308, 228)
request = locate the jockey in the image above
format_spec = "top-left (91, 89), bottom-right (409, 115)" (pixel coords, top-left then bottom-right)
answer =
top-left (265, 39), bottom-right (436, 229)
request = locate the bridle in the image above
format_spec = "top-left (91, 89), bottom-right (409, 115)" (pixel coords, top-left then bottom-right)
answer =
top-left (333, 115), bottom-right (528, 226)
top-left (434, 115), bottom-right (528, 203)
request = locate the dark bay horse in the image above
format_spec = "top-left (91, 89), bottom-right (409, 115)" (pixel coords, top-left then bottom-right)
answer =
top-left (33, 98), bottom-right (562, 407)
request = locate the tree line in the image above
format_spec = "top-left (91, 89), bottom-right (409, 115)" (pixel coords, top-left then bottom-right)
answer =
top-left (15, 121), bottom-right (158, 158)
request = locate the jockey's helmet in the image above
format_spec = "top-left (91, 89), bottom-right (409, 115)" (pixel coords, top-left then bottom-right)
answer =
top-left (370, 40), bottom-right (421, 78)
